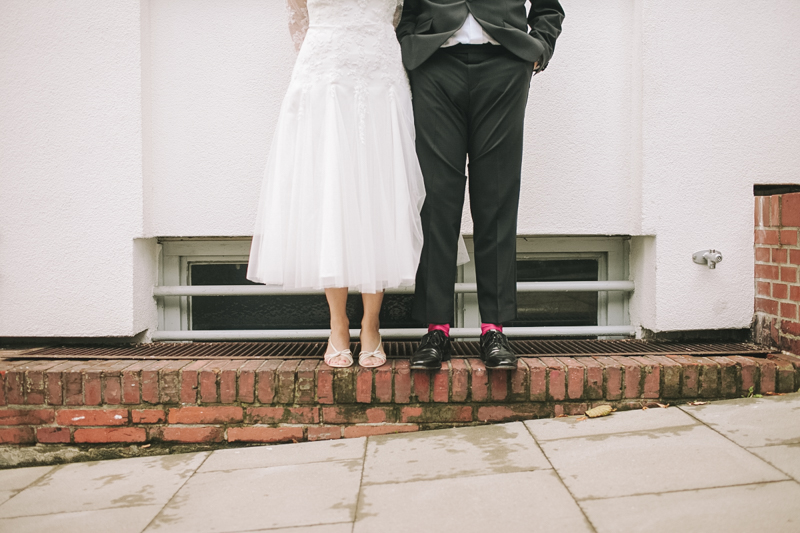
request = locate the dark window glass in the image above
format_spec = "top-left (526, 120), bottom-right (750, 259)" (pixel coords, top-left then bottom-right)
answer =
top-left (189, 263), bottom-right (423, 330)
top-left (508, 259), bottom-right (599, 327)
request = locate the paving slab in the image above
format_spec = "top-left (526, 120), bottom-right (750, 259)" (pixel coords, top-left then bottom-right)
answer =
top-left (540, 424), bottom-right (788, 500)
top-left (748, 444), bottom-right (800, 481)
top-left (581, 480), bottom-right (800, 533)
top-left (355, 470), bottom-right (592, 533)
top-left (680, 393), bottom-right (800, 447)
top-left (526, 407), bottom-right (697, 441)
top-left (0, 453), bottom-right (207, 518)
top-left (199, 437), bottom-right (366, 473)
top-left (0, 505), bottom-right (164, 533)
top-left (363, 422), bottom-right (549, 485)
top-left (230, 524), bottom-right (353, 533)
top-left (0, 465), bottom-right (54, 492)
top-left (146, 459), bottom-right (363, 532)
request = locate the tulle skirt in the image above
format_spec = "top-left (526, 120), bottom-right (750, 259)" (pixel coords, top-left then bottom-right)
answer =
top-left (247, 74), bottom-right (425, 294)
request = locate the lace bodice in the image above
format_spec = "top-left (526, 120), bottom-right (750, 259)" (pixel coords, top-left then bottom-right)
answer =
top-left (286, 0), bottom-right (404, 51)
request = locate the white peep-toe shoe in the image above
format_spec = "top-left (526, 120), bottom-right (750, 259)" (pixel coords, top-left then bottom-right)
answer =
top-left (324, 339), bottom-right (353, 368)
top-left (359, 335), bottom-right (387, 368)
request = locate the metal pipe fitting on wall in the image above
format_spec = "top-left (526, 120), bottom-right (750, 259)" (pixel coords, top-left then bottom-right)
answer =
top-left (693, 250), bottom-right (723, 269)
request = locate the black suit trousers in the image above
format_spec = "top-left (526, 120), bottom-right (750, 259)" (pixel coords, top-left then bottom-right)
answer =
top-left (409, 45), bottom-right (534, 325)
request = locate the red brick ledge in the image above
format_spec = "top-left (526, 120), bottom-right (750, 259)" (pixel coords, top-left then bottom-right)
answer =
top-left (1, 353), bottom-right (798, 445)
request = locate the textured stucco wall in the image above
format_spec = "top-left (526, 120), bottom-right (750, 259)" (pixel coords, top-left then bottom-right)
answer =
top-left (1, 0), bottom-right (799, 337)
top-left (0, 0), bottom-right (147, 336)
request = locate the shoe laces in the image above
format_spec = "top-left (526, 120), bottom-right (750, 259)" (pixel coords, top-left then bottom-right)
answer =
top-left (420, 330), bottom-right (447, 349)
top-left (481, 330), bottom-right (508, 349)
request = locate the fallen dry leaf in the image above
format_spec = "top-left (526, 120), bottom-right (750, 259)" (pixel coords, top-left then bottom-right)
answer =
top-left (585, 405), bottom-right (613, 418)
top-left (575, 416), bottom-right (588, 422)
top-left (688, 401), bottom-right (708, 406)
top-left (657, 403), bottom-right (669, 408)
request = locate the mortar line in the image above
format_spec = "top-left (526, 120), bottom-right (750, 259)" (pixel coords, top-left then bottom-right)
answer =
top-left (350, 435), bottom-right (369, 533)
top-left (140, 451), bottom-right (213, 533)
top-left (522, 421), bottom-right (598, 533)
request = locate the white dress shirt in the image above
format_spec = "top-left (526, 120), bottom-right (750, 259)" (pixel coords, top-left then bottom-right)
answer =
top-left (441, 13), bottom-right (500, 47)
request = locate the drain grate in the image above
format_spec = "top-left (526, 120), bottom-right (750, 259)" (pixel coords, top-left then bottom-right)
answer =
top-left (9, 340), bottom-right (772, 360)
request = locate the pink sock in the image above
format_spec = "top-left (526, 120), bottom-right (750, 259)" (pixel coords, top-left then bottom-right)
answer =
top-left (428, 324), bottom-right (450, 336)
top-left (481, 323), bottom-right (503, 335)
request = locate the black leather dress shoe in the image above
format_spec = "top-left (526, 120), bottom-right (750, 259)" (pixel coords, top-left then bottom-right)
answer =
top-left (480, 330), bottom-right (517, 369)
top-left (410, 330), bottom-right (452, 370)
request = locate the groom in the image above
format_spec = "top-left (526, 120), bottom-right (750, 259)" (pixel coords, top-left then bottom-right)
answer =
top-left (397, 0), bottom-right (565, 370)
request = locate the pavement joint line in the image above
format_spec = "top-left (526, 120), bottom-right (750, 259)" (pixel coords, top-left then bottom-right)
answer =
top-left (574, 478), bottom-right (799, 502)
top-left (522, 419), bottom-right (598, 533)
top-left (0, 464), bottom-right (63, 514)
top-left (216, 521), bottom-right (355, 533)
top-left (358, 466), bottom-right (554, 487)
top-left (530, 421), bottom-right (703, 442)
top-left (677, 404), bottom-right (797, 481)
top-left (195, 457), bottom-right (365, 476)
top-left (350, 436), bottom-right (369, 532)
top-left (140, 451), bottom-right (212, 533)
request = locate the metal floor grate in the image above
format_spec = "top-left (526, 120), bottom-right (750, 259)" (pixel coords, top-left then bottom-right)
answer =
top-left (9, 340), bottom-right (772, 360)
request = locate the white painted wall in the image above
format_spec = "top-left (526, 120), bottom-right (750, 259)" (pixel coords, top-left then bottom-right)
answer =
top-left (1, 0), bottom-right (799, 338)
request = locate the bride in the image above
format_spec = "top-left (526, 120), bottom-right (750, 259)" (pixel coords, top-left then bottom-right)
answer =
top-left (247, 0), bottom-right (424, 368)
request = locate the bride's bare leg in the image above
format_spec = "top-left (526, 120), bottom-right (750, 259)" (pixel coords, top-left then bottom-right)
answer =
top-left (360, 291), bottom-right (384, 366)
top-left (325, 288), bottom-right (351, 366)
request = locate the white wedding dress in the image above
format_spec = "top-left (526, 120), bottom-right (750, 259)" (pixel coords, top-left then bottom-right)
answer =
top-left (247, 0), bottom-right (425, 294)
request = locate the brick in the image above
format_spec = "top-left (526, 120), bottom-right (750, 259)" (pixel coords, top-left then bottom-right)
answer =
top-left (132, 409), bottom-right (165, 424)
top-left (611, 356), bottom-right (642, 399)
top-left (646, 356), bottom-right (682, 398)
top-left (315, 362), bottom-right (334, 405)
top-left (63, 366), bottom-right (86, 406)
top-left (668, 355), bottom-right (699, 397)
top-left (782, 319), bottom-right (800, 337)
top-left (755, 247), bottom-right (771, 262)
top-left (755, 196), bottom-right (769, 227)
top-left (523, 358), bottom-right (547, 401)
top-left (45, 361), bottom-right (83, 406)
top-left (630, 356), bottom-right (660, 399)
top-left (433, 363), bottom-right (450, 403)
top-left (248, 406), bottom-right (319, 424)
top-left (374, 362), bottom-right (392, 403)
top-left (275, 360), bottom-right (300, 404)
top-left (729, 356), bottom-right (759, 395)
top-left (755, 264), bottom-right (780, 281)
top-left (411, 370), bottom-right (431, 403)
top-left (156, 360), bottom-right (189, 405)
top-left (781, 266), bottom-right (798, 284)
top-left (758, 359), bottom-right (777, 394)
top-left (228, 427), bottom-right (303, 444)
top-left (122, 361), bottom-right (151, 405)
top-left (393, 360), bottom-right (411, 404)
top-left (783, 192), bottom-right (800, 226)
top-left (791, 285), bottom-right (800, 302)
top-left (333, 366), bottom-right (357, 404)
top-left (709, 357), bottom-right (738, 398)
top-left (450, 359), bottom-right (469, 402)
top-left (257, 360), bottom-right (283, 404)
top-left (0, 427), bottom-right (36, 444)
top-left (0, 408), bottom-right (54, 425)
top-left (236, 360), bottom-right (262, 404)
top-left (101, 360), bottom-right (135, 405)
top-left (555, 403), bottom-right (591, 417)
top-left (541, 358), bottom-right (566, 401)
top-left (756, 281), bottom-right (771, 297)
top-left (37, 427), bottom-right (70, 444)
top-left (755, 229), bottom-right (780, 245)
top-left (476, 404), bottom-right (547, 423)
top-left (770, 196), bottom-right (781, 227)
top-left (558, 357), bottom-right (585, 400)
top-left (356, 366), bottom-right (373, 404)
top-left (141, 361), bottom-right (170, 404)
top-left (400, 405), bottom-right (472, 423)
top-left (469, 359), bottom-right (489, 402)
top-left (168, 406), bottom-right (243, 424)
top-left (773, 248), bottom-right (788, 264)
top-left (199, 361), bottom-right (225, 404)
top-left (509, 359), bottom-right (529, 402)
top-left (180, 360), bottom-right (211, 404)
top-left (790, 249), bottom-right (800, 266)
top-left (308, 426), bottom-right (342, 441)
top-left (295, 360), bottom-right (318, 404)
top-left (772, 357), bottom-right (795, 393)
top-left (781, 229), bottom-right (798, 246)
top-left (79, 363), bottom-right (101, 406)
top-left (157, 427), bottom-right (222, 443)
top-left (769, 353), bottom-right (800, 387)
top-left (773, 283), bottom-right (789, 299)
top-left (780, 302), bottom-right (798, 320)
top-left (593, 357), bottom-right (623, 400)
top-left (75, 427), bottom-right (146, 443)
top-left (218, 360), bottom-right (242, 405)
top-left (343, 424), bottom-right (418, 438)
top-left (756, 297), bottom-right (779, 315)
top-left (489, 368), bottom-right (509, 401)
top-left (4, 364), bottom-right (25, 405)
top-left (322, 406), bottom-right (394, 424)
top-left (56, 408), bottom-right (128, 426)
top-left (579, 358), bottom-right (603, 400)
top-left (24, 361), bottom-right (63, 405)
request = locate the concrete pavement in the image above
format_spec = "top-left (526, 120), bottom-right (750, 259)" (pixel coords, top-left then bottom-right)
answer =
top-left (1, 393), bottom-right (799, 532)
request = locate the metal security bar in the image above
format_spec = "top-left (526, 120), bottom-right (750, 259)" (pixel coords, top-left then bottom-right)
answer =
top-left (153, 281), bottom-right (635, 341)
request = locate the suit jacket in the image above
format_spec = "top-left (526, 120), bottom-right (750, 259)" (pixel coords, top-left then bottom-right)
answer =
top-left (396, 0), bottom-right (565, 71)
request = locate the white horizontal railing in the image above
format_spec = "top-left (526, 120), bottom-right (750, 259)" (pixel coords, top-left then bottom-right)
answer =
top-left (150, 325), bottom-right (636, 342)
top-left (153, 280), bottom-right (635, 297)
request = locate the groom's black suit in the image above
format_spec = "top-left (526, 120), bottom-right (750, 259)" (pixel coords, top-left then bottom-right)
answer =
top-left (398, 0), bottom-right (564, 326)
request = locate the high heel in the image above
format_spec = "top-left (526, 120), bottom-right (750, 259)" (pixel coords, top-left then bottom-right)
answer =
top-left (324, 339), bottom-right (353, 368)
top-left (358, 334), bottom-right (386, 368)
